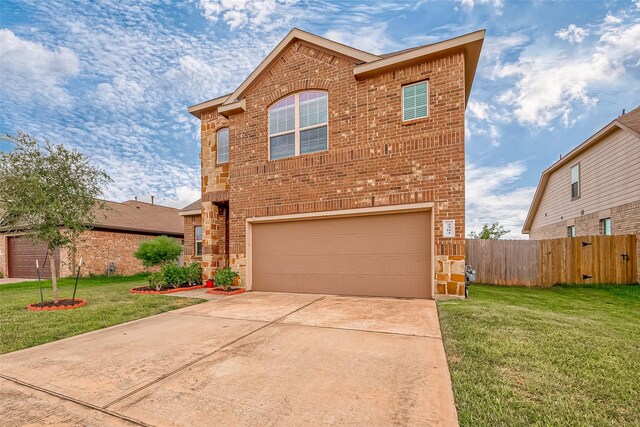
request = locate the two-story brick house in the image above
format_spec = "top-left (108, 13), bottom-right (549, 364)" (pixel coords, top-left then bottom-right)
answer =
top-left (187, 28), bottom-right (484, 298)
top-left (523, 106), bottom-right (640, 280)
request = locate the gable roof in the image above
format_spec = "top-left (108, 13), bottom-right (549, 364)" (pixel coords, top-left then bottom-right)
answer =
top-left (179, 199), bottom-right (201, 216)
top-left (92, 200), bottom-right (183, 236)
top-left (1, 200), bottom-right (184, 236)
top-left (189, 28), bottom-right (485, 118)
top-left (522, 106), bottom-right (640, 234)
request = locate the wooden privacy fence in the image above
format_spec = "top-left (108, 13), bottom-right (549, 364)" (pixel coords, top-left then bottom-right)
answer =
top-left (465, 235), bottom-right (638, 286)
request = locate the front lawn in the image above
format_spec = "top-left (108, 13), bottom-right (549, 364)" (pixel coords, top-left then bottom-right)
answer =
top-left (0, 275), bottom-right (205, 354)
top-left (438, 284), bottom-right (640, 426)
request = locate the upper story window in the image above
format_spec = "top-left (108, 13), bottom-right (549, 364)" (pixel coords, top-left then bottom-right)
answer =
top-left (195, 226), bottom-right (203, 256)
top-left (403, 81), bottom-right (428, 121)
top-left (570, 164), bottom-right (580, 199)
top-left (601, 218), bottom-right (612, 236)
top-left (217, 128), bottom-right (229, 164)
top-left (268, 91), bottom-right (328, 160)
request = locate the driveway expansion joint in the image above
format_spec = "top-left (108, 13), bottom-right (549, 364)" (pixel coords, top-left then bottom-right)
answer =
top-left (101, 295), bottom-right (326, 410)
top-left (0, 373), bottom-right (150, 427)
top-left (277, 321), bottom-right (443, 339)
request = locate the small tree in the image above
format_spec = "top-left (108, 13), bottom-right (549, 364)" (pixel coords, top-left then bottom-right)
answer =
top-left (469, 222), bottom-right (510, 239)
top-left (134, 235), bottom-right (181, 267)
top-left (0, 132), bottom-right (111, 303)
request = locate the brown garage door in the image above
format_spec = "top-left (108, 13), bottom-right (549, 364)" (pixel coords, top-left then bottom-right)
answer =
top-left (251, 210), bottom-right (432, 298)
top-left (8, 237), bottom-right (59, 279)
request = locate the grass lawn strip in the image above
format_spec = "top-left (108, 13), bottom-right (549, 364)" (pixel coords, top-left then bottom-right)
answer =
top-left (0, 275), bottom-right (206, 354)
top-left (437, 284), bottom-right (640, 426)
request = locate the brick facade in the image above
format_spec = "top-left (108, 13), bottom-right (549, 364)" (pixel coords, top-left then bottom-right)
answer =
top-left (197, 38), bottom-right (470, 296)
top-left (0, 229), bottom-right (179, 278)
top-left (529, 200), bottom-right (640, 281)
top-left (0, 235), bottom-right (7, 278)
top-left (182, 214), bottom-right (202, 266)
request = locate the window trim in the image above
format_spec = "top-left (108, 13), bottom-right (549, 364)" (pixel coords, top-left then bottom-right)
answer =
top-left (268, 91), bottom-right (329, 160)
top-left (570, 163), bottom-right (580, 200)
top-left (195, 226), bottom-right (203, 257)
top-left (402, 80), bottom-right (429, 122)
top-left (216, 128), bottom-right (229, 165)
top-left (601, 218), bottom-right (612, 236)
top-left (567, 225), bottom-right (576, 238)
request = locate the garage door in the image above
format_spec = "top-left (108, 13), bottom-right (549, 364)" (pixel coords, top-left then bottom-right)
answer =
top-left (8, 237), bottom-right (59, 279)
top-left (251, 210), bottom-right (432, 298)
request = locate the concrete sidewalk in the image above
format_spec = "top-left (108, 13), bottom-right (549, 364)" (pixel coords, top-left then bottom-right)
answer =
top-left (0, 292), bottom-right (458, 426)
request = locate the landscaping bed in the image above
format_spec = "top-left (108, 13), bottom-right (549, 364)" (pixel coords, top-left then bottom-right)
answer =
top-left (130, 284), bottom-right (207, 294)
top-left (27, 298), bottom-right (87, 311)
top-left (438, 284), bottom-right (640, 426)
top-left (207, 287), bottom-right (246, 296)
top-left (0, 274), bottom-right (205, 354)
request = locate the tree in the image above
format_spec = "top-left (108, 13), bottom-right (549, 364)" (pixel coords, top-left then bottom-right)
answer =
top-left (0, 132), bottom-right (111, 302)
top-left (134, 235), bottom-right (181, 267)
top-left (469, 222), bottom-right (510, 239)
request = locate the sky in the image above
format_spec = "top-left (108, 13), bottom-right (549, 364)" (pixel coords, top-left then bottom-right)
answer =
top-left (1, 0), bottom-right (639, 238)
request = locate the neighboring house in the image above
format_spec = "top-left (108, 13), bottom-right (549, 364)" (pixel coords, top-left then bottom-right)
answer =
top-left (523, 106), bottom-right (640, 280)
top-left (179, 199), bottom-right (203, 266)
top-left (187, 28), bottom-right (485, 298)
top-left (0, 200), bottom-right (183, 279)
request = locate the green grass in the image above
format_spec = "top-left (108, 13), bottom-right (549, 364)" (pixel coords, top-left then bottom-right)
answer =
top-left (0, 275), bottom-right (205, 354)
top-left (437, 284), bottom-right (640, 426)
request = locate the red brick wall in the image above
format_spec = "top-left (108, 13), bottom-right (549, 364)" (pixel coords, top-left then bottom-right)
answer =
top-left (182, 214), bottom-right (202, 265)
top-left (68, 229), bottom-right (179, 277)
top-left (0, 235), bottom-right (8, 277)
top-left (199, 41), bottom-right (467, 294)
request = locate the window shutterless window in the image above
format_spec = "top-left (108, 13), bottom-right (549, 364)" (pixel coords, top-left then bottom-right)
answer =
top-left (268, 91), bottom-right (328, 160)
top-left (402, 81), bottom-right (428, 121)
top-left (195, 226), bottom-right (203, 256)
top-left (570, 164), bottom-right (580, 199)
top-left (568, 225), bottom-right (576, 237)
top-left (217, 128), bottom-right (229, 164)
top-left (601, 218), bottom-right (611, 236)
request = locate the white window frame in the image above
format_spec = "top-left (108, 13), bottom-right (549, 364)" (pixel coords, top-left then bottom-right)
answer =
top-left (568, 225), bottom-right (576, 238)
top-left (601, 218), bottom-right (612, 236)
top-left (195, 226), bottom-right (203, 257)
top-left (402, 80), bottom-right (429, 122)
top-left (268, 91), bottom-right (329, 160)
top-left (217, 128), bottom-right (229, 165)
top-left (570, 163), bottom-right (580, 199)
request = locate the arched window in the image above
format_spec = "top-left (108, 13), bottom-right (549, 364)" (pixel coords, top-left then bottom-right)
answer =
top-left (217, 128), bottom-right (229, 164)
top-left (268, 91), bottom-right (328, 160)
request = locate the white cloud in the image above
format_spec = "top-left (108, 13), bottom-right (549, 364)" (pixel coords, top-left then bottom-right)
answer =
top-left (555, 24), bottom-right (589, 44)
top-left (466, 161), bottom-right (536, 238)
top-left (466, 100), bottom-right (512, 146)
top-left (156, 185), bottom-right (201, 209)
top-left (198, 0), bottom-right (300, 30)
top-left (457, 0), bottom-right (504, 15)
top-left (493, 15), bottom-right (640, 127)
top-left (0, 29), bottom-right (80, 108)
top-left (324, 23), bottom-right (396, 54)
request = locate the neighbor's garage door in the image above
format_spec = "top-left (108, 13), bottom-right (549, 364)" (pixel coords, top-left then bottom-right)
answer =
top-left (251, 211), bottom-right (432, 298)
top-left (8, 237), bottom-right (59, 279)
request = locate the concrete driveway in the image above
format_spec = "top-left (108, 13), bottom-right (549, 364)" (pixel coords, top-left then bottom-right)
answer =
top-left (0, 292), bottom-right (458, 426)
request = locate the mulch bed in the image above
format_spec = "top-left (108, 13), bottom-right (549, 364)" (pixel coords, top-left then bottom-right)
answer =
top-left (130, 284), bottom-right (207, 295)
top-left (28, 299), bottom-right (87, 311)
top-left (207, 287), bottom-right (247, 296)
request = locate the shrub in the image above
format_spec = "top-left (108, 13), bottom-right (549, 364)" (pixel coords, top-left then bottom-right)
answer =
top-left (148, 272), bottom-right (165, 291)
top-left (214, 267), bottom-right (239, 291)
top-left (186, 262), bottom-right (202, 285)
top-left (134, 236), bottom-right (181, 267)
top-left (161, 263), bottom-right (188, 289)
